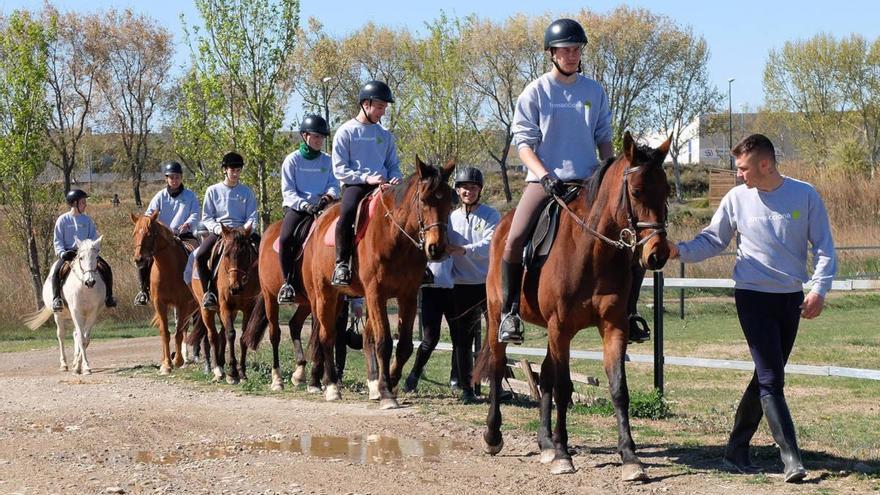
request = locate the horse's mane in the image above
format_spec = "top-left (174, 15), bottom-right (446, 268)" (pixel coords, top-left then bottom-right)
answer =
top-left (586, 143), bottom-right (665, 204)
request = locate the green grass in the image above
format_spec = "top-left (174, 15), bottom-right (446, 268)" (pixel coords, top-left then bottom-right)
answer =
top-left (0, 320), bottom-right (155, 353)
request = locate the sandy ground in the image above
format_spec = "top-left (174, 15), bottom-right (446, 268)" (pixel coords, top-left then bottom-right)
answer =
top-left (1, 337), bottom-right (875, 495)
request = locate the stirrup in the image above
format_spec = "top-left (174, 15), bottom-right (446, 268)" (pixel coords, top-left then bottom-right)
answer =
top-left (331, 262), bottom-right (351, 286)
top-left (628, 313), bottom-right (651, 344)
top-left (202, 292), bottom-right (219, 311)
top-left (134, 291), bottom-right (150, 306)
top-left (498, 312), bottom-right (524, 345)
top-left (277, 283), bottom-right (295, 304)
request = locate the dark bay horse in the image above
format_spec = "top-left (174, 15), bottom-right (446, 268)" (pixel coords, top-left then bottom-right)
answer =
top-left (189, 225), bottom-right (260, 384)
top-left (240, 220), bottom-right (314, 391)
top-left (130, 211), bottom-right (206, 374)
top-left (302, 157), bottom-right (455, 407)
top-left (474, 132), bottom-right (672, 479)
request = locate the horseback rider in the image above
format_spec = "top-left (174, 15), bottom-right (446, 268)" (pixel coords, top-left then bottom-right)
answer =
top-left (498, 18), bottom-right (614, 345)
top-left (196, 152), bottom-right (259, 311)
top-left (277, 114), bottom-right (339, 304)
top-left (50, 189), bottom-right (117, 312)
top-left (330, 80), bottom-right (402, 286)
top-left (134, 161), bottom-right (201, 306)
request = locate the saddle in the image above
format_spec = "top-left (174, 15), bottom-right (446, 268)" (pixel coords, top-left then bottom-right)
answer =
top-left (272, 215), bottom-right (317, 260)
top-left (323, 189), bottom-right (382, 247)
top-left (522, 183), bottom-right (585, 272)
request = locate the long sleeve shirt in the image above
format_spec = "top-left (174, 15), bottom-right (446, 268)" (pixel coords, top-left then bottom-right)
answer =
top-left (144, 187), bottom-right (201, 233)
top-left (281, 150), bottom-right (339, 210)
top-left (201, 182), bottom-right (259, 233)
top-left (677, 177), bottom-right (837, 296)
top-left (512, 73), bottom-right (612, 182)
top-left (332, 118), bottom-right (402, 185)
top-left (450, 204), bottom-right (501, 285)
top-left (53, 212), bottom-right (97, 256)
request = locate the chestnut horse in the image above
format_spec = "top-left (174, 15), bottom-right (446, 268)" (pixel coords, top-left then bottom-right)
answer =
top-left (474, 133), bottom-right (672, 479)
top-left (240, 219), bottom-right (315, 391)
top-left (189, 225), bottom-right (260, 384)
top-left (302, 157), bottom-right (455, 407)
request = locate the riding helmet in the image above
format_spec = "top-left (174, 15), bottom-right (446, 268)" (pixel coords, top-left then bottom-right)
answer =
top-left (221, 152), bottom-right (245, 169)
top-left (544, 18), bottom-right (588, 51)
top-left (65, 189), bottom-right (89, 206)
top-left (162, 161), bottom-right (183, 176)
top-left (454, 166), bottom-right (484, 188)
top-left (358, 80), bottom-right (395, 104)
top-left (299, 114), bottom-right (331, 136)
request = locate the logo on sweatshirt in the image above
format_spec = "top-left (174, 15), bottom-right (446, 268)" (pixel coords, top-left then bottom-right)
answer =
top-left (792, 210), bottom-right (801, 220)
top-left (376, 136), bottom-right (384, 145)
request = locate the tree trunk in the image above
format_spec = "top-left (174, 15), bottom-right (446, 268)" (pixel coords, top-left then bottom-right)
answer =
top-left (258, 157), bottom-right (270, 231)
top-left (63, 162), bottom-right (73, 195)
top-left (132, 173), bottom-right (143, 207)
top-left (497, 134), bottom-right (513, 203)
top-left (24, 216), bottom-right (44, 309)
top-left (672, 154), bottom-right (683, 203)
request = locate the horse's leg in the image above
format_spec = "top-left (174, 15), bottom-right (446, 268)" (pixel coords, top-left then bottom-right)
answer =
top-left (53, 314), bottom-right (68, 372)
top-left (190, 311), bottom-right (203, 363)
top-left (203, 311), bottom-right (223, 382)
top-left (265, 298), bottom-right (283, 390)
top-left (173, 307), bottom-right (187, 368)
top-left (547, 331), bottom-right (575, 475)
top-left (307, 315), bottom-right (323, 393)
top-left (362, 319), bottom-right (380, 400)
top-left (156, 303), bottom-right (173, 375)
top-left (481, 300), bottom-right (507, 455)
top-left (238, 308), bottom-right (254, 381)
top-left (366, 296), bottom-right (397, 409)
top-left (200, 325), bottom-right (212, 376)
top-left (538, 351), bottom-right (556, 464)
top-left (389, 292), bottom-right (417, 394)
top-left (289, 305), bottom-right (309, 386)
top-left (316, 296), bottom-right (341, 401)
top-left (601, 321), bottom-right (646, 481)
top-left (222, 307), bottom-right (240, 385)
top-left (70, 316), bottom-right (87, 375)
top-left (78, 312), bottom-right (99, 375)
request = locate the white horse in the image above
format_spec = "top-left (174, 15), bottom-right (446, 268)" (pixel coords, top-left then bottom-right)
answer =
top-left (24, 237), bottom-right (106, 374)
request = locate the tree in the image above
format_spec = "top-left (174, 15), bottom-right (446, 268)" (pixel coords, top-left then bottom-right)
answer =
top-left (187, 0), bottom-right (300, 226)
top-left (94, 9), bottom-right (172, 206)
top-left (0, 10), bottom-right (57, 308)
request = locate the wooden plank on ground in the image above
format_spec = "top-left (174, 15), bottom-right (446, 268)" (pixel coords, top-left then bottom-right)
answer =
top-left (518, 358), bottom-right (541, 400)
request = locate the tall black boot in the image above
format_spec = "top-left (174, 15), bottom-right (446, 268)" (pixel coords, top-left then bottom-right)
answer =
top-left (50, 259), bottom-right (64, 312)
top-left (197, 253), bottom-right (217, 310)
top-left (723, 376), bottom-right (763, 474)
top-left (761, 394), bottom-right (807, 482)
top-left (331, 228), bottom-right (353, 286)
top-left (134, 259), bottom-right (152, 306)
top-left (455, 340), bottom-right (476, 403)
top-left (404, 346), bottom-right (433, 392)
top-left (97, 257), bottom-right (116, 308)
top-left (498, 260), bottom-right (524, 344)
top-left (627, 262), bottom-right (650, 343)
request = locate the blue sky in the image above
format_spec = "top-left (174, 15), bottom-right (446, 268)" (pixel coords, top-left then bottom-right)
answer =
top-left (3, 0), bottom-right (879, 115)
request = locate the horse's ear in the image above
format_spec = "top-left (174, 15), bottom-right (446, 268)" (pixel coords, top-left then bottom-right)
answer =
top-left (623, 131), bottom-right (636, 163)
top-left (129, 212), bottom-right (139, 225)
top-left (220, 224), bottom-right (230, 236)
top-left (94, 235), bottom-right (103, 249)
top-left (440, 158), bottom-right (456, 182)
top-left (415, 155), bottom-right (428, 179)
top-left (656, 135), bottom-right (672, 158)
top-left (149, 210), bottom-right (159, 221)
top-left (244, 224), bottom-right (253, 237)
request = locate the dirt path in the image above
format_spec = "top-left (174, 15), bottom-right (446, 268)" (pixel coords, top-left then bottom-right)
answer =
top-left (0, 337), bottom-right (871, 494)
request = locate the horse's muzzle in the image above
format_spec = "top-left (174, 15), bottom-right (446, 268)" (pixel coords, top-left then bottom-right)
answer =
top-left (84, 278), bottom-right (96, 288)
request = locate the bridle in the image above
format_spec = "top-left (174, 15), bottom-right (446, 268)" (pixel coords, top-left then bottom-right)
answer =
top-left (378, 181), bottom-right (448, 251)
top-left (222, 234), bottom-right (257, 287)
top-left (556, 163), bottom-right (667, 251)
top-left (74, 250), bottom-right (99, 284)
top-left (132, 220), bottom-right (167, 261)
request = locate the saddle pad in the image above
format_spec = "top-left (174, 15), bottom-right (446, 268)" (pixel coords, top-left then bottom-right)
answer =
top-left (273, 216), bottom-right (317, 259)
top-left (323, 190), bottom-right (382, 247)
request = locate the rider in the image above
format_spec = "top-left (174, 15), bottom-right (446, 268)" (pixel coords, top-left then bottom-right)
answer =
top-left (277, 114), bottom-right (339, 303)
top-left (330, 80), bottom-right (402, 286)
top-left (196, 152), bottom-right (259, 311)
top-left (50, 189), bottom-right (117, 311)
top-left (134, 161), bottom-right (201, 306)
top-left (498, 18), bottom-right (613, 344)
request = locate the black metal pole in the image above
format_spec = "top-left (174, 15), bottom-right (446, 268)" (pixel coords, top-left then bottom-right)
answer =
top-left (653, 271), bottom-right (665, 394)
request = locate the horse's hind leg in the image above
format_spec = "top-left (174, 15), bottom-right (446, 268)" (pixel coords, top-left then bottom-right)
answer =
top-left (538, 352), bottom-right (556, 464)
top-left (365, 296), bottom-right (396, 409)
top-left (157, 304), bottom-right (173, 374)
top-left (265, 298), bottom-right (283, 390)
top-left (479, 300), bottom-right (507, 455)
top-left (389, 293), bottom-right (417, 393)
top-left (222, 308), bottom-right (240, 385)
top-left (362, 320), bottom-right (380, 400)
top-left (172, 308), bottom-right (186, 368)
top-left (316, 297), bottom-right (341, 402)
top-left (55, 315), bottom-right (68, 372)
top-left (288, 304), bottom-right (309, 386)
top-left (547, 332), bottom-right (575, 475)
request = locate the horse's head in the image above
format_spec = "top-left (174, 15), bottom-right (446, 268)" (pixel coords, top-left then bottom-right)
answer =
top-left (413, 156), bottom-right (456, 261)
top-left (130, 210), bottom-right (161, 264)
top-left (74, 236), bottom-right (102, 288)
top-left (619, 131), bottom-right (672, 271)
top-left (220, 225), bottom-right (255, 295)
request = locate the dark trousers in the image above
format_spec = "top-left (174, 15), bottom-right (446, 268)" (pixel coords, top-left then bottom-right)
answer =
top-left (196, 233), bottom-right (219, 293)
top-left (52, 252), bottom-right (114, 301)
top-left (418, 287), bottom-right (456, 356)
top-left (335, 184), bottom-right (374, 263)
top-left (279, 207), bottom-right (310, 284)
top-left (451, 283), bottom-right (486, 391)
top-left (734, 289), bottom-right (804, 397)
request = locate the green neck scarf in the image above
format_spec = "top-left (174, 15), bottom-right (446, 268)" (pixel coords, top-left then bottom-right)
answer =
top-left (299, 142), bottom-right (321, 160)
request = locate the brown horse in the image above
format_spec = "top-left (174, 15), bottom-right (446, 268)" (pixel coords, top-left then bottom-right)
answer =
top-left (189, 225), bottom-right (260, 384)
top-left (302, 157), bottom-right (455, 407)
top-left (240, 219), bottom-right (315, 391)
top-left (474, 132), bottom-right (672, 479)
top-left (130, 211), bottom-right (207, 374)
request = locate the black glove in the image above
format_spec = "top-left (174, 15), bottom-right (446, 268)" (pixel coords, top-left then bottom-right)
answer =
top-left (303, 203), bottom-right (319, 216)
top-left (317, 195), bottom-right (332, 210)
top-left (61, 250), bottom-right (77, 262)
top-left (540, 174), bottom-right (566, 197)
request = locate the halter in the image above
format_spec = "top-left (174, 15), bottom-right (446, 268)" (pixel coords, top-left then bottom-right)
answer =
top-left (221, 233), bottom-right (257, 286)
top-left (378, 182), bottom-right (447, 251)
top-left (74, 251), bottom-right (99, 284)
top-left (556, 164), bottom-right (667, 251)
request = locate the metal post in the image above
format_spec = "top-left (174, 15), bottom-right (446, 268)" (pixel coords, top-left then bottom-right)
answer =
top-left (679, 261), bottom-right (685, 319)
top-left (653, 271), bottom-right (665, 394)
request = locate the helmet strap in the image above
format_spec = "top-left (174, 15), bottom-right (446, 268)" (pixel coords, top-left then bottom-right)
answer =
top-left (551, 49), bottom-right (583, 77)
top-left (359, 100), bottom-right (378, 124)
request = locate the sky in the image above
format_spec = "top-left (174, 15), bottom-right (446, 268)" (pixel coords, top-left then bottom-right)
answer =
top-left (3, 0), bottom-right (880, 118)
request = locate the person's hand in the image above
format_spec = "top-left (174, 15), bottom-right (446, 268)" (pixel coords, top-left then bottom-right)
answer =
top-left (667, 240), bottom-right (679, 259)
top-left (366, 175), bottom-right (386, 186)
top-left (318, 194), bottom-right (333, 209)
top-left (212, 225), bottom-right (222, 235)
top-left (177, 223), bottom-right (191, 234)
top-left (62, 250), bottom-right (77, 262)
top-left (801, 292), bottom-right (825, 319)
top-left (540, 174), bottom-right (566, 197)
top-left (303, 204), bottom-right (319, 215)
top-left (388, 176), bottom-right (401, 185)
top-left (448, 244), bottom-right (466, 256)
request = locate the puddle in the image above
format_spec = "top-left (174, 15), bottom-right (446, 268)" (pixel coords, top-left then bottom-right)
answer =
top-left (19, 424), bottom-right (68, 433)
top-left (135, 434), bottom-right (468, 465)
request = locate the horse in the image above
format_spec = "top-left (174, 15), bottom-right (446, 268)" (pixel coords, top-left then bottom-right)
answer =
top-left (240, 219), bottom-right (315, 391)
top-left (473, 132), bottom-right (672, 479)
top-left (189, 225), bottom-right (260, 384)
top-left (130, 211), bottom-right (208, 375)
top-left (24, 237), bottom-right (107, 375)
top-left (301, 156), bottom-right (455, 407)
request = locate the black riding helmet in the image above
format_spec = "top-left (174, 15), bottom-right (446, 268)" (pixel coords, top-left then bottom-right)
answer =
top-left (544, 18), bottom-right (588, 51)
top-left (358, 80), bottom-right (394, 104)
top-left (162, 161), bottom-right (183, 176)
top-left (65, 189), bottom-right (89, 206)
top-left (221, 152), bottom-right (245, 169)
top-left (454, 166), bottom-right (484, 188)
top-left (300, 114), bottom-right (330, 136)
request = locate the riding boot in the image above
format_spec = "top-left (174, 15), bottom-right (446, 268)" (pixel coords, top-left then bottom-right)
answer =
top-left (98, 257), bottom-right (117, 308)
top-left (50, 259), bottom-right (64, 312)
top-left (197, 254), bottom-right (218, 311)
top-left (134, 259), bottom-right (152, 306)
top-left (627, 262), bottom-right (650, 343)
top-left (498, 260), bottom-right (525, 344)
top-left (761, 394), bottom-right (807, 483)
top-left (404, 346), bottom-right (433, 392)
top-left (723, 378), bottom-right (763, 474)
top-left (277, 257), bottom-right (296, 304)
top-left (455, 343), bottom-right (476, 403)
top-left (331, 245), bottom-right (352, 287)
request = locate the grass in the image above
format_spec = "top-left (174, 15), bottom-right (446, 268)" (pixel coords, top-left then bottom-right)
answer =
top-left (0, 320), bottom-right (156, 353)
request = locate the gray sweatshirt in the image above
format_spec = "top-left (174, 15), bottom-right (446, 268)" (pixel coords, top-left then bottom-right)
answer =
top-left (450, 204), bottom-right (501, 285)
top-left (201, 182), bottom-right (259, 234)
top-left (677, 177), bottom-right (837, 296)
top-left (281, 150), bottom-right (339, 210)
top-left (332, 119), bottom-right (402, 185)
top-left (144, 187), bottom-right (201, 234)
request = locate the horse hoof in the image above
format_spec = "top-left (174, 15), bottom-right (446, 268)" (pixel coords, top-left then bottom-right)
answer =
top-left (212, 367), bottom-right (223, 382)
top-left (483, 438), bottom-right (504, 455)
top-left (59, 365), bottom-right (68, 372)
top-left (226, 375), bottom-right (239, 385)
top-left (173, 359), bottom-right (184, 369)
top-left (159, 366), bottom-right (171, 376)
top-left (291, 366), bottom-right (305, 385)
top-left (307, 385), bottom-right (322, 394)
top-left (379, 398), bottom-right (399, 410)
top-left (621, 463), bottom-right (648, 482)
top-left (368, 380), bottom-right (380, 401)
top-left (324, 384), bottom-right (342, 401)
top-left (82, 369), bottom-right (92, 376)
top-left (550, 458), bottom-right (576, 475)
top-left (540, 449), bottom-right (556, 464)
top-left (270, 381), bottom-right (283, 392)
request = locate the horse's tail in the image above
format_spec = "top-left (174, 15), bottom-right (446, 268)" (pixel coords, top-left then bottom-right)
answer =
top-left (184, 308), bottom-right (205, 346)
top-left (23, 306), bottom-right (53, 331)
top-left (472, 330), bottom-right (493, 388)
top-left (242, 292), bottom-right (268, 350)
top-left (149, 313), bottom-right (160, 329)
